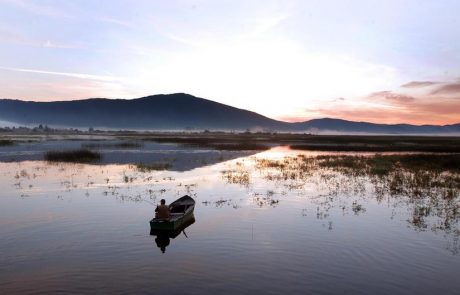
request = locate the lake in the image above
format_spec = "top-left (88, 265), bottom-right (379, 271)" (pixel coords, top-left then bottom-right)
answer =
top-left (0, 142), bottom-right (459, 294)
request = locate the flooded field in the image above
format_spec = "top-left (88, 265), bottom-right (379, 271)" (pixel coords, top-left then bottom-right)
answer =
top-left (0, 141), bottom-right (459, 294)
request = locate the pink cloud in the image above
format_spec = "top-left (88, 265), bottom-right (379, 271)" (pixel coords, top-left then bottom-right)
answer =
top-left (289, 79), bottom-right (460, 125)
top-left (313, 102), bottom-right (460, 125)
top-left (430, 82), bottom-right (460, 95)
top-left (400, 81), bottom-right (439, 88)
top-left (368, 91), bottom-right (415, 102)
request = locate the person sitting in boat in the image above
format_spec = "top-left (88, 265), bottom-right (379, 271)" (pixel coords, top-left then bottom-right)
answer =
top-left (155, 199), bottom-right (170, 220)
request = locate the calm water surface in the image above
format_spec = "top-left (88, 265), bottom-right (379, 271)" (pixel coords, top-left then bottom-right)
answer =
top-left (0, 145), bottom-right (459, 294)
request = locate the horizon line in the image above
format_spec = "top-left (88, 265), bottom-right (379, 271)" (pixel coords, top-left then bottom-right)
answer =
top-left (0, 92), bottom-right (458, 127)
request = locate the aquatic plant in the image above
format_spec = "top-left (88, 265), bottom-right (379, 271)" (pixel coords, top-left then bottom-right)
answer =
top-left (0, 139), bottom-right (15, 146)
top-left (136, 163), bottom-right (172, 172)
top-left (221, 169), bottom-right (251, 187)
top-left (44, 149), bottom-right (101, 163)
top-left (242, 153), bottom-right (459, 250)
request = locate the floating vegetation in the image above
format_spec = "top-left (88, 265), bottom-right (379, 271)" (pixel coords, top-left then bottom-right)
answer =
top-left (215, 199), bottom-right (230, 207)
top-left (139, 133), bottom-right (460, 152)
top-left (45, 149), bottom-right (102, 163)
top-left (0, 139), bottom-right (15, 146)
top-left (136, 163), bottom-right (172, 172)
top-left (252, 191), bottom-right (280, 207)
top-left (255, 156), bottom-right (314, 183)
top-left (202, 199), bottom-right (239, 208)
top-left (254, 154), bottom-right (460, 184)
top-left (351, 201), bottom-right (366, 215)
top-left (235, 153), bottom-right (459, 250)
top-left (254, 196), bottom-right (279, 207)
top-left (316, 154), bottom-right (460, 176)
top-left (3, 145), bottom-right (460, 255)
top-left (14, 169), bottom-right (30, 179)
top-left (221, 169), bottom-right (251, 187)
top-left (288, 135), bottom-right (460, 152)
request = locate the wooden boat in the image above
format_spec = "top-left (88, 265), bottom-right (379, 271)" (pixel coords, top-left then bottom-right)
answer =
top-left (151, 216), bottom-right (195, 253)
top-left (150, 215), bottom-right (195, 237)
top-left (149, 195), bottom-right (195, 231)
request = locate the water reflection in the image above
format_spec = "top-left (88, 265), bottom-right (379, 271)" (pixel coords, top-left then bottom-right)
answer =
top-left (151, 216), bottom-right (196, 253)
top-left (2, 148), bottom-right (458, 254)
top-left (0, 146), bottom-right (459, 294)
top-left (217, 151), bottom-right (460, 253)
top-left (0, 140), bottom-right (260, 171)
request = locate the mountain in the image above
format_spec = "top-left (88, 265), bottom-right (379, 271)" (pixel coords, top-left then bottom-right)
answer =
top-left (292, 118), bottom-right (460, 134)
top-left (0, 93), bottom-right (287, 130)
top-left (0, 93), bottom-right (459, 134)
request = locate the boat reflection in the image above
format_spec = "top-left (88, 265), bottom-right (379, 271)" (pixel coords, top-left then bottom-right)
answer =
top-left (151, 215), bottom-right (196, 253)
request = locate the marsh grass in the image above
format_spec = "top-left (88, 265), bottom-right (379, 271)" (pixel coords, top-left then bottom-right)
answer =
top-left (221, 167), bottom-right (251, 187)
top-left (249, 153), bottom-right (459, 246)
top-left (134, 133), bottom-right (460, 152)
top-left (0, 139), bottom-right (14, 146)
top-left (316, 154), bottom-right (460, 175)
top-left (136, 163), bottom-right (172, 172)
top-left (45, 149), bottom-right (101, 163)
top-left (253, 154), bottom-right (460, 192)
top-left (289, 135), bottom-right (460, 152)
top-left (253, 191), bottom-right (280, 207)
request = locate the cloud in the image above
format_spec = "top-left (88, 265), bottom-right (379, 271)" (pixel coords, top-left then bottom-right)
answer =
top-left (2, 0), bottom-right (72, 18)
top-left (401, 81), bottom-right (439, 88)
top-left (0, 78), bottom-right (139, 101)
top-left (298, 77), bottom-right (460, 125)
top-left (430, 82), bottom-right (460, 95)
top-left (400, 80), bottom-right (460, 96)
top-left (42, 40), bottom-right (79, 49)
top-left (368, 91), bottom-right (415, 102)
top-left (161, 32), bottom-right (201, 47)
top-left (0, 67), bottom-right (125, 82)
top-left (0, 26), bottom-right (80, 49)
top-left (94, 16), bottom-right (134, 28)
top-left (311, 101), bottom-right (460, 125)
top-left (251, 14), bottom-right (289, 35)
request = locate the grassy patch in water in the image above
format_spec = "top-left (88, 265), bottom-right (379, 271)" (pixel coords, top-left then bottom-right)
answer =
top-left (244, 153), bottom-right (460, 251)
top-left (133, 133), bottom-right (460, 152)
top-left (0, 139), bottom-right (15, 146)
top-left (396, 154), bottom-right (460, 172)
top-left (45, 149), bottom-right (101, 163)
top-left (136, 163), bottom-right (172, 172)
top-left (316, 154), bottom-right (460, 175)
top-left (317, 155), bottom-right (367, 170)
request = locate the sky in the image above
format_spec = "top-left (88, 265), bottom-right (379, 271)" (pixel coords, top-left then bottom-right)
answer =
top-left (0, 0), bottom-right (459, 125)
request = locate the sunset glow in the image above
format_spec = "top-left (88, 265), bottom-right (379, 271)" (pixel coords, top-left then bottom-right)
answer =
top-left (0, 0), bottom-right (459, 125)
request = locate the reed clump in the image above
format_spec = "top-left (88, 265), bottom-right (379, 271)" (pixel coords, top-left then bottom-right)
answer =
top-left (316, 154), bottom-right (460, 176)
top-left (221, 169), bottom-right (251, 187)
top-left (0, 139), bottom-right (15, 146)
top-left (136, 163), bottom-right (172, 172)
top-left (45, 149), bottom-right (101, 163)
